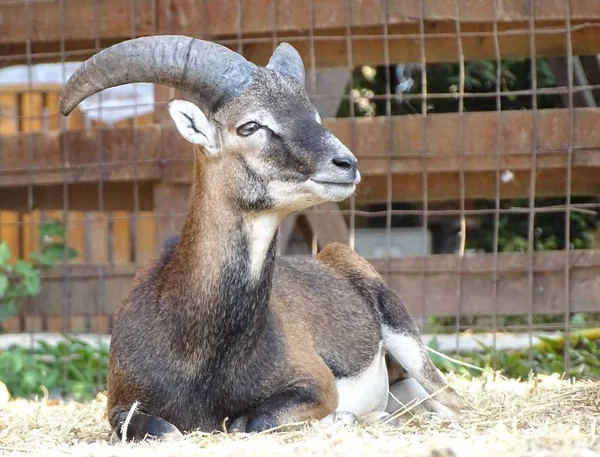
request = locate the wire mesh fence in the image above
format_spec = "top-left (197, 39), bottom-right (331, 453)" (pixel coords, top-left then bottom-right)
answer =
top-left (1, 0), bottom-right (599, 398)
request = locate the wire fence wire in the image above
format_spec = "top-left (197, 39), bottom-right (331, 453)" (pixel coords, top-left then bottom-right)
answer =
top-left (1, 0), bottom-right (600, 394)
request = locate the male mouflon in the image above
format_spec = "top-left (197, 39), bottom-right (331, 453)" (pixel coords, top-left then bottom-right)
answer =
top-left (59, 35), bottom-right (466, 441)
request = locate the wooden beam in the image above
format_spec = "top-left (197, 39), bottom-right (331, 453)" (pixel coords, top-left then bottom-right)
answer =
top-left (20, 248), bottom-right (600, 319)
top-left (579, 55), bottom-right (600, 105)
top-left (3, 166), bottom-right (597, 211)
top-left (4, 21), bottom-right (600, 69)
top-left (277, 214), bottom-right (299, 254)
top-left (307, 68), bottom-right (352, 118)
top-left (5, 108), bottom-right (600, 186)
top-left (0, 127), bottom-right (161, 187)
top-left (153, 183), bottom-right (189, 248)
top-left (356, 167), bottom-right (600, 202)
top-left (2, 1), bottom-right (600, 67)
top-left (549, 57), bottom-right (594, 108)
top-left (0, 182), bottom-right (155, 212)
top-left (4, 107), bottom-right (600, 207)
top-left (304, 203), bottom-right (350, 248)
top-left (369, 249), bottom-right (600, 318)
top-left (328, 108), bottom-right (600, 176)
top-left (4, 0), bottom-right (600, 47)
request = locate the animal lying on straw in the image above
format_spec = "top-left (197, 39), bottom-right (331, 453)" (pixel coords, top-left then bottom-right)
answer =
top-left (59, 35), bottom-right (467, 441)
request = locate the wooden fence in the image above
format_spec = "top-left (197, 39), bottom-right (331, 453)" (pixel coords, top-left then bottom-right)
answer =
top-left (0, 84), bottom-right (157, 332)
top-left (1, 0), bottom-right (600, 334)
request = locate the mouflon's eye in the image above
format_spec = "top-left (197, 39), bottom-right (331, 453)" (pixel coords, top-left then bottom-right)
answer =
top-left (237, 122), bottom-right (261, 137)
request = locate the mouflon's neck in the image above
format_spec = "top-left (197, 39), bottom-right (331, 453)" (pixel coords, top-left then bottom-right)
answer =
top-left (164, 157), bottom-right (283, 347)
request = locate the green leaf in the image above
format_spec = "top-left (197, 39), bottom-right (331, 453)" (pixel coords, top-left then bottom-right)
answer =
top-left (0, 301), bottom-right (17, 321)
top-left (427, 335), bottom-right (440, 351)
top-left (38, 219), bottom-right (65, 239)
top-left (570, 313), bottom-right (587, 326)
top-left (13, 260), bottom-right (37, 277)
top-left (21, 371), bottom-right (38, 392)
top-left (0, 275), bottom-right (9, 298)
top-left (0, 243), bottom-right (10, 266)
top-left (11, 261), bottom-right (41, 297)
top-left (32, 245), bottom-right (78, 266)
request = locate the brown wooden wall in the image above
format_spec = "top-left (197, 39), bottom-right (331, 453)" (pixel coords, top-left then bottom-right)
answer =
top-left (2, 0), bottom-right (600, 333)
top-left (0, 85), bottom-right (157, 332)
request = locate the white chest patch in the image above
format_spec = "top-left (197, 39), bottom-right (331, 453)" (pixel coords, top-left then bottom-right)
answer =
top-left (246, 213), bottom-right (281, 282)
top-left (335, 342), bottom-right (389, 416)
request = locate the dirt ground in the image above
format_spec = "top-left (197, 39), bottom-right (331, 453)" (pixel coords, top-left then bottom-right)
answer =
top-left (0, 374), bottom-right (598, 457)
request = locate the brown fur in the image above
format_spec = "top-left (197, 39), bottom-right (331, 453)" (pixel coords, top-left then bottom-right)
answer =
top-left (61, 45), bottom-right (467, 441)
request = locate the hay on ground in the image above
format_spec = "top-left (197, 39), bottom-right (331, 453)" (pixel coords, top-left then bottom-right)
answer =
top-left (0, 374), bottom-right (598, 457)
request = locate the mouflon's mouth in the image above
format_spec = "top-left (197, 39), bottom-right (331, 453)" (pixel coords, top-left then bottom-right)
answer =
top-left (310, 170), bottom-right (361, 186)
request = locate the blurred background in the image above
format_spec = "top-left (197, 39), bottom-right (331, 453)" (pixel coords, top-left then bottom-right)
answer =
top-left (0, 0), bottom-right (599, 401)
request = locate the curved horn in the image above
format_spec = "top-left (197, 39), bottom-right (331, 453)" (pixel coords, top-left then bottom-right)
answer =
top-left (266, 43), bottom-right (305, 86)
top-left (59, 35), bottom-right (257, 116)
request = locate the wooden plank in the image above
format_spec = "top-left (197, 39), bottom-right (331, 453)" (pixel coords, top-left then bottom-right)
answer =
top-left (153, 183), bottom-right (190, 248)
top-left (4, 166), bottom-right (598, 210)
top-left (135, 211), bottom-right (157, 264)
top-left (327, 108), bottom-right (600, 175)
top-left (15, 248), bottom-right (600, 318)
top-left (112, 211), bottom-right (132, 263)
top-left (1, 317), bottom-right (21, 333)
top-left (25, 316), bottom-right (43, 332)
top-left (19, 264), bottom-right (136, 317)
top-left (0, 92), bottom-right (18, 134)
top-left (0, 211), bottom-right (20, 262)
top-left (370, 249), bottom-right (600, 318)
top-left (45, 90), bottom-right (61, 130)
top-left (0, 182), bottom-right (155, 212)
top-left (2, 0), bottom-right (600, 45)
top-left (21, 210), bottom-right (40, 260)
top-left (0, 84), bottom-right (62, 94)
top-left (0, 0), bottom-right (157, 46)
top-left (90, 314), bottom-right (110, 332)
top-left (277, 214), bottom-right (299, 254)
top-left (0, 127), bottom-right (161, 187)
top-left (307, 68), bottom-right (352, 118)
top-left (89, 212), bottom-right (109, 263)
top-left (3, 106), bottom-right (600, 206)
top-left (46, 316), bottom-right (64, 332)
top-left (2, 0), bottom-right (600, 67)
top-left (64, 211), bottom-right (86, 264)
top-left (2, 106), bottom-right (600, 206)
top-left (242, 20), bottom-right (600, 68)
top-left (21, 93), bottom-right (43, 132)
top-left (356, 166), bottom-right (600, 202)
top-left (3, 20), bottom-right (600, 69)
top-left (6, 108), bottom-right (600, 187)
top-left (304, 203), bottom-right (350, 248)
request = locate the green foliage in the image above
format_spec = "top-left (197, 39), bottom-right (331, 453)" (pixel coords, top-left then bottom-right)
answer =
top-left (337, 58), bottom-right (561, 118)
top-left (0, 244), bottom-right (41, 323)
top-left (429, 331), bottom-right (600, 380)
top-left (423, 58), bottom-right (559, 113)
top-left (0, 335), bottom-right (108, 401)
top-left (468, 197), bottom-right (598, 253)
top-left (30, 219), bottom-right (78, 265)
top-left (0, 219), bottom-right (79, 327)
top-left (1, 330), bottom-right (596, 402)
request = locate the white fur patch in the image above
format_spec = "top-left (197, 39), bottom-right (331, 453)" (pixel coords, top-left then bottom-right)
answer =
top-left (245, 213), bottom-right (281, 282)
top-left (168, 99), bottom-right (219, 158)
top-left (335, 342), bottom-right (389, 416)
top-left (381, 325), bottom-right (425, 374)
top-left (385, 377), bottom-right (430, 414)
top-left (315, 111), bottom-right (322, 124)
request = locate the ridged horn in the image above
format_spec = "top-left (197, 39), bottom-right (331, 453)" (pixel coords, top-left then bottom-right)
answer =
top-left (59, 35), bottom-right (257, 115)
top-left (266, 42), bottom-right (305, 86)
